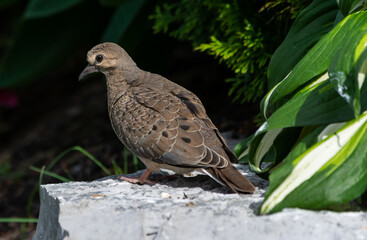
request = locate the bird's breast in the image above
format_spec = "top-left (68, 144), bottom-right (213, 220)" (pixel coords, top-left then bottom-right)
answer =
top-left (108, 94), bottom-right (158, 146)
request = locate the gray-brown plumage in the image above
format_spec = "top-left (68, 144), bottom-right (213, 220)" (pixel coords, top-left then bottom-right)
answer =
top-left (79, 42), bottom-right (255, 193)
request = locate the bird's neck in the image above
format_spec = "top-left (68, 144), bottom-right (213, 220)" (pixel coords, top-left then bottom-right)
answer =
top-left (106, 67), bottom-right (144, 108)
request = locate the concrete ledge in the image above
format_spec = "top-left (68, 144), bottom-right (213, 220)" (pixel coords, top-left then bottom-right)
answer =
top-left (33, 166), bottom-right (367, 240)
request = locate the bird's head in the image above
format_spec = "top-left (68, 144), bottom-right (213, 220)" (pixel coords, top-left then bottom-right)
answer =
top-left (79, 42), bottom-right (136, 81)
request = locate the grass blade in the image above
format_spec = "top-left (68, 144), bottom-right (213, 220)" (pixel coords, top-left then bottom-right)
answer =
top-left (29, 166), bottom-right (70, 182)
top-left (47, 146), bottom-right (111, 176)
top-left (0, 218), bottom-right (38, 223)
top-left (133, 155), bottom-right (139, 172)
top-left (72, 146), bottom-right (111, 176)
top-left (123, 147), bottom-right (129, 174)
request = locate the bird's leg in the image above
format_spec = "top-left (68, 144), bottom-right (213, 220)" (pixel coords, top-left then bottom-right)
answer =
top-left (120, 168), bottom-right (155, 185)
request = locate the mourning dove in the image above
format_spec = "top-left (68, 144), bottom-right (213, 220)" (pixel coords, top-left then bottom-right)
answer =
top-left (79, 42), bottom-right (255, 193)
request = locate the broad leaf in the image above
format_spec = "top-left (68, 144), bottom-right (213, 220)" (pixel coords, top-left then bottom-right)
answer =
top-left (257, 76), bottom-right (367, 134)
top-left (248, 129), bottom-right (282, 173)
top-left (262, 11), bottom-right (367, 118)
top-left (261, 112), bottom-right (367, 214)
top-left (25, 0), bottom-right (85, 19)
top-left (329, 18), bottom-right (367, 117)
top-left (337, 0), bottom-right (367, 16)
top-left (355, 47), bottom-right (367, 90)
top-left (267, 0), bottom-right (338, 89)
top-left (248, 128), bottom-right (301, 177)
top-left (234, 135), bottom-right (253, 163)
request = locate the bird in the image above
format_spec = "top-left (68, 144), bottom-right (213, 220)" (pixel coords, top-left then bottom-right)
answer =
top-left (79, 42), bottom-right (255, 193)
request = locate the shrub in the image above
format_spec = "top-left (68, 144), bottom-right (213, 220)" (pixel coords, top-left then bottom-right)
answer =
top-left (151, 0), bottom-right (310, 102)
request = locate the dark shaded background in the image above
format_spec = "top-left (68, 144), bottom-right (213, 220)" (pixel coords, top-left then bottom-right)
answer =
top-left (0, 1), bottom-right (259, 238)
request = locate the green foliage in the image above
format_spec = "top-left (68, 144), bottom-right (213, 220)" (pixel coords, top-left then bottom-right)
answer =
top-left (267, 0), bottom-right (338, 89)
top-left (151, 0), bottom-right (310, 102)
top-left (0, 218), bottom-right (38, 223)
top-left (236, 0), bottom-right (367, 214)
top-left (30, 165), bottom-right (71, 182)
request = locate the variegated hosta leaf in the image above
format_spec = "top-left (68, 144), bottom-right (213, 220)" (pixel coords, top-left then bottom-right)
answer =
top-left (267, 0), bottom-right (338, 89)
top-left (234, 135), bottom-right (253, 163)
top-left (354, 47), bottom-right (367, 98)
top-left (257, 75), bottom-right (367, 135)
top-left (262, 11), bottom-right (367, 119)
top-left (239, 72), bottom-right (367, 177)
top-left (337, 0), bottom-right (367, 16)
top-left (329, 15), bottom-right (367, 117)
top-left (248, 129), bottom-right (282, 173)
top-left (260, 112), bottom-right (367, 214)
top-left (247, 128), bottom-right (301, 178)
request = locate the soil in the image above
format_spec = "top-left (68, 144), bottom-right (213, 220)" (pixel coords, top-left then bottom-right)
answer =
top-left (0, 43), bottom-right (259, 239)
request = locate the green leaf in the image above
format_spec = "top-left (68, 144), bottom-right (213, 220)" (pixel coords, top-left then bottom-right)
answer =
top-left (337, 0), bottom-right (367, 16)
top-left (261, 125), bottom-right (327, 192)
top-left (248, 129), bottom-right (283, 173)
top-left (329, 21), bottom-right (367, 117)
top-left (248, 128), bottom-right (301, 177)
top-left (257, 74), bottom-right (367, 134)
top-left (72, 146), bottom-right (112, 176)
top-left (29, 165), bottom-right (70, 182)
top-left (267, 0), bottom-right (338, 89)
top-left (0, 1), bottom-right (108, 88)
top-left (0, 218), bottom-right (38, 223)
top-left (234, 135), bottom-right (253, 161)
top-left (123, 147), bottom-right (129, 174)
top-left (263, 11), bottom-right (367, 118)
top-left (133, 155), bottom-right (139, 172)
top-left (25, 0), bottom-right (85, 19)
top-left (102, 0), bottom-right (146, 42)
top-left (112, 160), bottom-right (123, 175)
top-left (261, 111), bottom-right (367, 214)
top-left (48, 146), bottom-right (112, 176)
top-left (355, 46), bottom-right (367, 90)
top-left (260, 79), bottom-right (344, 132)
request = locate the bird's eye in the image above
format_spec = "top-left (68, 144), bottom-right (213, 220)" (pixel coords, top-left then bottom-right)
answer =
top-left (95, 54), bottom-right (104, 63)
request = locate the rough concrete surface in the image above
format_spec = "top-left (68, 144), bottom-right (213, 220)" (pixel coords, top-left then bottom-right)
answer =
top-left (33, 165), bottom-right (367, 240)
top-left (33, 133), bottom-right (367, 239)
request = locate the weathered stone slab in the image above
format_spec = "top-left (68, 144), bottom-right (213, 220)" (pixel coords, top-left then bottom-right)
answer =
top-left (33, 165), bottom-right (367, 240)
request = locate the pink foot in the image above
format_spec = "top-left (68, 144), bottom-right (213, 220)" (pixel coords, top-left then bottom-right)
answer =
top-left (120, 169), bottom-right (155, 185)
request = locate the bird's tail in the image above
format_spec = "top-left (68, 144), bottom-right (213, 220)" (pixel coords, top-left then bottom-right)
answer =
top-left (202, 163), bottom-right (255, 193)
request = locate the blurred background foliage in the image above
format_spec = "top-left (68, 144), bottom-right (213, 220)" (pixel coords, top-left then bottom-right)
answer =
top-left (0, 0), bottom-right (310, 101)
top-left (151, 0), bottom-right (310, 102)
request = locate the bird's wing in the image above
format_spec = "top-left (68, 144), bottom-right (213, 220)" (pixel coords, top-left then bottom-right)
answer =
top-left (165, 81), bottom-right (239, 163)
top-left (113, 86), bottom-right (230, 169)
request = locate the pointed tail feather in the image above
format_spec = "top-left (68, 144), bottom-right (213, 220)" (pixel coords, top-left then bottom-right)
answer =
top-left (203, 163), bottom-right (255, 193)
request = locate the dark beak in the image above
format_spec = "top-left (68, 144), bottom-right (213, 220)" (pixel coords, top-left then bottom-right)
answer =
top-left (78, 64), bottom-right (99, 81)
